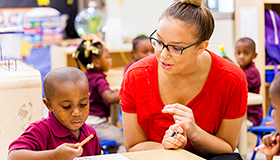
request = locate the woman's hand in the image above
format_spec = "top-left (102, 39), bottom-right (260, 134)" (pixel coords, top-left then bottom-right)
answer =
top-left (162, 121), bottom-right (187, 149)
top-left (54, 143), bottom-right (83, 160)
top-left (262, 132), bottom-right (280, 160)
top-left (162, 103), bottom-right (200, 140)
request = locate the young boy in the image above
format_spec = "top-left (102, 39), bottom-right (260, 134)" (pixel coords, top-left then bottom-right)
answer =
top-left (123, 35), bottom-right (154, 75)
top-left (262, 72), bottom-right (280, 160)
top-left (73, 39), bottom-right (125, 153)
top-left (8, 67), bottom-right (101, 160)
top-left (234, 37), bottom-right (262, 128)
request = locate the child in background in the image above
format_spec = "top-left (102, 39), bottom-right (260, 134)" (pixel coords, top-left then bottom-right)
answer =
top-left (124, 35), bottom-right (154, 75)
top-left (8, 67), bottom-right (101, 160)
top-left (73, 38), bottom-right (125, 153)
top-left (261, 72), bottom-right (280, 160)
top-left (234, 37), bottom-right (263, 128)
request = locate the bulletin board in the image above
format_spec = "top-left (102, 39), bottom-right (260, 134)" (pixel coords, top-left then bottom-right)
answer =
top-left (0, 0), bottom-right (79, 38)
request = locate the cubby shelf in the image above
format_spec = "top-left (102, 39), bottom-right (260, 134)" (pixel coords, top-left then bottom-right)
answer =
top-left (235, 0), bottom-right (280, 116)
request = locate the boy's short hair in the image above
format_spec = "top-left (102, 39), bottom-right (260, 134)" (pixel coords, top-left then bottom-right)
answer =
top-left (132, 35), bottom-right (148, 51)
top-left (236, 37), bottom-right (256, 53)
top-left (270, 72), bottom-right (280, 97)
top-left (43, 67), bottom-right (88, 101)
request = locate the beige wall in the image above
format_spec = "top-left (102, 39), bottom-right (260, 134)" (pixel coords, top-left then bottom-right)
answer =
top-left (104, 0), bottom-right (235, 59)
top-left (208, 18), bottom-right (236, 63)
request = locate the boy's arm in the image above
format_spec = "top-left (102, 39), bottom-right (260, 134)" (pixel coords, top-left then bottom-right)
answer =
top-left (8, 143), bottom-right (83, 160)
top-left (266, 155), bottom-right (274, 160)
top-left (8, 149), bottom-right (56, 160)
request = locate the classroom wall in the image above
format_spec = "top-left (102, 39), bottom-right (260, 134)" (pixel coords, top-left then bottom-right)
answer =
top-left (208, 19), bottom-right (236, 63)
top-left (105, 0), bottom-right (174, 42)
top-left (105, 0), bottom-right (236, 62)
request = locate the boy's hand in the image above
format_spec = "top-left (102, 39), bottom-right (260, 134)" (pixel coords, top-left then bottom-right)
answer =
top-left (54, 143), bottom-right (83, 160)
top-left (262, 132), bottom-right (280, 160)
top-left (263, 132), bottom-right (279, 147)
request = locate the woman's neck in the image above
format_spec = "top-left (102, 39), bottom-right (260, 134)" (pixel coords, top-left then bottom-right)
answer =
top-left (160, 51), bottom-right (211, 84)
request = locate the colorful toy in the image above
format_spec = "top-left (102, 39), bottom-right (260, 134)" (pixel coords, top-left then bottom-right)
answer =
top-left (220, 45), bottom-right (226, 56)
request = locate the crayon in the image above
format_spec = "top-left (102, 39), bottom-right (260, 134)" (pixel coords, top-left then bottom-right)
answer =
top-left (79, 134), bottom-right (94, 147)
top-left (253, 144), bottom-right (265, 151)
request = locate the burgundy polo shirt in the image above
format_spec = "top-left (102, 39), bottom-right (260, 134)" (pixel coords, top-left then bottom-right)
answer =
top-left (243, 62), bottom-right (263, 126)
top-left (8, 111), bottom-right (101, 156)
top-left (85, 69), bottom-right (111, 117)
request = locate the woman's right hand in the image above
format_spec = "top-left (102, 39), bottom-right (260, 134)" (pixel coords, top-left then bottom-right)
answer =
top-left (162, 121), bottom-right (187, 149)
top-left (54, 143), bottom-right (83, 160)
top-left (162, 103), bottom-right (200, 140)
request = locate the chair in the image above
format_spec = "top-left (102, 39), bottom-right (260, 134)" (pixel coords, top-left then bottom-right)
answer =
top-left (248, 104), bottom-right (276, 160)
top-left (99, 106), bottom-right (123, 154)
top-left (118, 106), bottom-right (123, 131)
top-left (100, 140), bottom-right (118, 154)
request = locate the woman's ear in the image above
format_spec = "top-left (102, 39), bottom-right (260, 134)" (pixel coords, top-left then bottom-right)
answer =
top-left (43, 98), bottom-right (52, 112)
top-left (197, 40), bottom-right (209, 55)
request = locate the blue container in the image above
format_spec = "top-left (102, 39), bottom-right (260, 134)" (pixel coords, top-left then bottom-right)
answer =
top-left (266, 70), bottom-right (275, 83)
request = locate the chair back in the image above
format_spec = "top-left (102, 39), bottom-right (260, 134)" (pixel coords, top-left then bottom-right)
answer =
top-left (267, 104), bottom-right (274, 117)
top-left (260, 104), bottom-right (274, 126)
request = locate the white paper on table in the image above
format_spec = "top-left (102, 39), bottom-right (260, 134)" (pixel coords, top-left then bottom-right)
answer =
top-left (239, 7), bottom-right (259, 52)
top-left (74, 154), bottom-right (129, 160)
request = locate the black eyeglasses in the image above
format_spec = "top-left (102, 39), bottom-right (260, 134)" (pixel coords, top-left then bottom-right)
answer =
top-left (149, 29), bottom-right (202, 56)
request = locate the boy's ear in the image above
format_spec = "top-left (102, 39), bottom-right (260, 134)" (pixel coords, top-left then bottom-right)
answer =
top-left (254, 52), bottom-right (258, 59)
top-left (43, 98), bottom-right (53, 112)
top-left (132, 50), bottom-right (138, 59)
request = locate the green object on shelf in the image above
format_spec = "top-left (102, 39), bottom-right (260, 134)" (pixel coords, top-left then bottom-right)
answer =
top-left (221, 51), bottom-right (226, 56)
top-left (220, 45), bottom-right (226, 56)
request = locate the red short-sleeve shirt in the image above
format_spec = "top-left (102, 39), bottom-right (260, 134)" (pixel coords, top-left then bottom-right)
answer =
top-left (119, 51), bottom-right (248, 154)
top-left (8, 111), bottom-right (101, 156)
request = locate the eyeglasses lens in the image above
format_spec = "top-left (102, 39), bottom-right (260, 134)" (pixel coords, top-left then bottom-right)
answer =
top-left (152, 38), bottom-right (182, 56)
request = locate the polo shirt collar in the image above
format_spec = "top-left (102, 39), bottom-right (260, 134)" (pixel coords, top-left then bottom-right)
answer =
top-left (47, 111), bottom-right (87, 140)
top-left (86, 69), bottom-right (104, 74)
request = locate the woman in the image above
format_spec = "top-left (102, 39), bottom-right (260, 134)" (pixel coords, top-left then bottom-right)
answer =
top-left (119, 0), bottom-right (247, 159)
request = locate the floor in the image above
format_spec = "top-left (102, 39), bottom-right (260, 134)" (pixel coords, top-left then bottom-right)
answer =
top-left (246, 132), bottom-right (280, 160)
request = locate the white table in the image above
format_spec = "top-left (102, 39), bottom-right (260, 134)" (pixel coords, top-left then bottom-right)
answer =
top-left (75, 149), bottom-right (206, 160)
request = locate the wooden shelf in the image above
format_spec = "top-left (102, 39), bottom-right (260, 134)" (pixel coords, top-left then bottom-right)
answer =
top-left (236, 0), bottom-right (280, 117)
top-left (265, 64), bottom-right (280, 70)
top-left (235, 1), bottom-right (280, 157)
top-left (265, 82), bottom-right (271, 87)
top-left (263, 0), bottom-right (280, 4)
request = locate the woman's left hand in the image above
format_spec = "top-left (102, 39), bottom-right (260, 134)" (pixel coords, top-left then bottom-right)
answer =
top-left (162, 121), bottom-right (187, 149)
top-left (162, 103), bottom-right (200, 141)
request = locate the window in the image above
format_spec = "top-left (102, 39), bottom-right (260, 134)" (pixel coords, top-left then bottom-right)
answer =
top-left (207, 0), bottom-right (234, 13)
